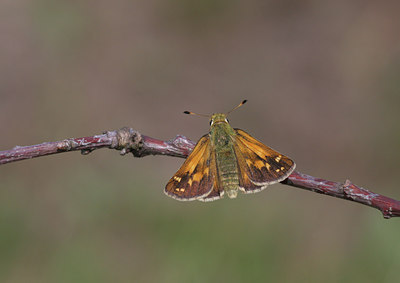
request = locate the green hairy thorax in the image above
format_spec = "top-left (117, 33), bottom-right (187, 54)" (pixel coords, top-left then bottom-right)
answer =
top-left (209, 113), bottom-right (240, 198)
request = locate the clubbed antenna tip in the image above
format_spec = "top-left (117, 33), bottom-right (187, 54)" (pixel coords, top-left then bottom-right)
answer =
top-left (227, 99), bottom-right (248, 114)
top-left (183, 111), bottom-right (209, 117)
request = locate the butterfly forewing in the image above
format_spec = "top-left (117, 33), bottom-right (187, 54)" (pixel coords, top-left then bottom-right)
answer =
top-left (233, 129), bottom-right (295, 192)
top-left (165, 134), bottom-right (215, 200)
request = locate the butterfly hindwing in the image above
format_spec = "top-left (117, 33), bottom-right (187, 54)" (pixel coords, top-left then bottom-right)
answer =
top-left (165, 134), bottom-right (214, 201)
top-left (233, 129), bottom-right (296, 193)
top-left (198, 153), bottom-right (224, 202)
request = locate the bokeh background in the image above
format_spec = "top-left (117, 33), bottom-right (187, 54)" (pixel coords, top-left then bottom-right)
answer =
top-left (1, 0), bottom-right (400, 282)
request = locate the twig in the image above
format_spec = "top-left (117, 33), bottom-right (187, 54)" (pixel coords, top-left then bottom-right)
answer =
top-left (0, 127), bottom-right (194, 164)
top-left (281, 172), bottom-right (400, 219)
top-left (1, 127), bottom-right (399, 219)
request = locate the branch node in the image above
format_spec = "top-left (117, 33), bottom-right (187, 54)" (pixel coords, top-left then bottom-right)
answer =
top-left (107, 127), bottom-right (143, 156)
top-left (382, 206), bottom-right (393, 219)
top-left (57, 140), bottom-right (73, 151)
top-left (342, 179), bottom-right (380, 206)
top-left (172, 135), bottom-right (195, 150)
top-left (172, 135), bottom-right (187, 146)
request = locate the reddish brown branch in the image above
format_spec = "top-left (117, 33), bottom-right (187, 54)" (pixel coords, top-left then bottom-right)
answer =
top-left (281, 171), bottom-right (400, 219)
top-left (1, 127), bottom-right (399, 219)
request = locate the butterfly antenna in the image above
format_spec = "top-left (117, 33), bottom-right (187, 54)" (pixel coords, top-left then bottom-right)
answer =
top-left (226, 99), bottom-right (247, 115)
top-left (183, 111), bottom-right (210, 118)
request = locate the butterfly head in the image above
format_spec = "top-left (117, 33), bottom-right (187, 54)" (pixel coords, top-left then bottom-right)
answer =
top-left (210, 113), bottom-right (229, 127)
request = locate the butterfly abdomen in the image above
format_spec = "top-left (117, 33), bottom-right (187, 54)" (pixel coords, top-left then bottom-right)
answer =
top-left (216, 148), bottom-right (239, 198)
top-left (211, 123), bottom-right (241, 199)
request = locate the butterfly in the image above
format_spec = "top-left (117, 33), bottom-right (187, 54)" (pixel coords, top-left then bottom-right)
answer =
top-left (165, 100), bottom-right (296, 201)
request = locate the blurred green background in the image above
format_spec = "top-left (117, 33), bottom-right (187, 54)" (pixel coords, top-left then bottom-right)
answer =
top-left (1, 0), bottom-right (400, 282)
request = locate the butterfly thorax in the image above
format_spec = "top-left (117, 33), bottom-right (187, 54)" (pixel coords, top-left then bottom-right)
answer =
top-left (209, 114), bottom-right (239, 198)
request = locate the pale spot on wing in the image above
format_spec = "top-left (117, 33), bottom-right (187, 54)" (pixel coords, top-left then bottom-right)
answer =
top-left (255, 160), bottom-right (265, 169)
top-left (192, 173), bottom-right (203, 182)
top-left (275, 156), bottom-right (282, 162)
top-left (173, 176), bottom-right (182, 182)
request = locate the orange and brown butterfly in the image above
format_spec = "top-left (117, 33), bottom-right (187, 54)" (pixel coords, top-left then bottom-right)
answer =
top-left (165, 100), bottom-right (296, 201)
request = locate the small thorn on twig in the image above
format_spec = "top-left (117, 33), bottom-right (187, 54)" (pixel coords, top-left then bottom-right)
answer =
top-left (81, 149), bottom-right (94, 155)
